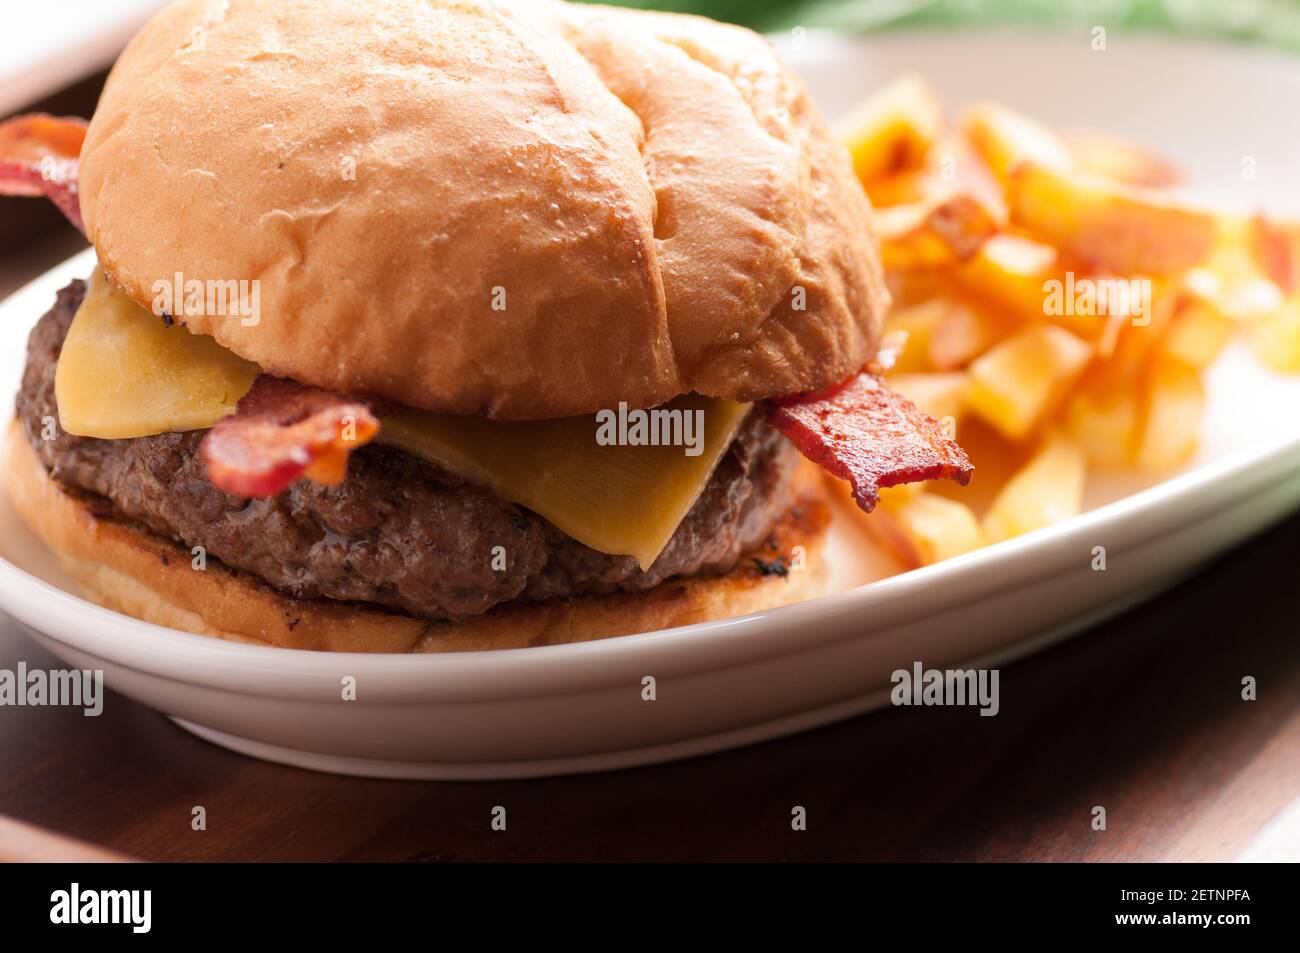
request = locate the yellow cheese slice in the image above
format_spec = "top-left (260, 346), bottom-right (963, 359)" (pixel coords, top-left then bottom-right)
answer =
top-left (55, 268), bottom-right (260, 439)
top-left (381, 397), bottom-right (750, 569)
top-left (53, 268), bottom-right (749, 567)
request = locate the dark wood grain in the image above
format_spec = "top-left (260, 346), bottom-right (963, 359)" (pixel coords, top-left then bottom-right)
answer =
top-left (1, 507), bottom-right (1297, 862)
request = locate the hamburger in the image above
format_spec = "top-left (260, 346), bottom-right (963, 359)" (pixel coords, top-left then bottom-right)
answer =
top-left (0, 0), bottom-right (971, 652)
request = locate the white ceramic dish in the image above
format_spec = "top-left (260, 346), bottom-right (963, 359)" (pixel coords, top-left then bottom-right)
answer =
top-left (2, 30), bottom-right (1300, 779)
top-left (0, 1), bottom-right (167, 117)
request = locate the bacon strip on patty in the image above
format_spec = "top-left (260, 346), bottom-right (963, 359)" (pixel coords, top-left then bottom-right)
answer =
top-left (200, 376), bottom-right (382, 498)
top-left (768, 371), bottom-right (973, 513)
top-left (0, 114), bottom-right (87, 235)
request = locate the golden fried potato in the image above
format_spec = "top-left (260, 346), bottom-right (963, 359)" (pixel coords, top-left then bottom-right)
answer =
top-left (1182, 266), bottom-right (1283, 329)
top-left (834, 75), bottom-right (1300, 570)
top-left (982, 433), bottom-right (1086, 543)
top-left (866, 489), bottom-right (986, 568)
top-left (884, 299), bottom-right (948, 373)
top-left (886, 371), bottom-right (969, 423)
top-left (965, 324), bottom-right (1093, 439)
top-left (952, 233), bottom-right (1060, 323)
top-left (838, 73), bottom-right (945, 185)
top-left (1061, 375), bottom-right (1141, 468)
top-left (1161, 293), bottom-right (1234, 370)
top-left (927, 297), bottom-right (1016, 370)
top-left (1133, 354), bottom-right (1206, 471)
top-left (1252, 215), bottom-right (1300, 294)
top-left (1248, 298), bottom-right (1300, 373)
top-left (1064, 131), bottom-right (1182, 189)
top-left (865, 168), bottom-right (934, 207)
top-left (962, 102), bottom-right (1072, 187)
top-left (1006, 162), bottom-right (1217, 275)
top-left (877, 192), bottom-right (1001, 270)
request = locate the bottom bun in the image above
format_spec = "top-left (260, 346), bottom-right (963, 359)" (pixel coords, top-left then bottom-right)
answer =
top-left (1, 419), bottom-right (832, 652)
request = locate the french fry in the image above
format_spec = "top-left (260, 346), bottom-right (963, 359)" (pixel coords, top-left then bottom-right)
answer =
top-left (824, 473), bottom-right (926, 517)
top-left (865, 168), bottom-right (933, 207)
top-left (952, 233), bottom-right (1060, 323)
top-left (961, 101), bottom-right (1072, 187)
top-left (1251, 214), bottom-right (1300, 294)
top-left (927, 417), bottom-right (1027, 516)
top-left (825, 474), bottom-right (924, 515)
top-left (838, 73), bottom-right (945, 185)
top-left (1205, 218), bottom-right (1300, 371)
top-left (1040, 269), bottom-right (1162, 346)
top-left (1247, 298), bottom-right (1300, 373)
top-left (886, 297), bottom-right (1021, 377)
top-left (1182, 266), bottom-right (1282, 325)
top-left (1061, 375), bottom-right (1141, 468)
top-left (1081, 289), bottom-right (1176, 402)
top-left (982, 433), bottom-right (1086, 543)
top-left (1133, 354), bottom-right (1206, 471)
top-left (886, 268), bottom-right (948, 310)
top-left (866, 491), bottom-right (986, 568)
top-left (1064, 131), bottom-right (1182, 189)
top-left (886, 372), bottom-right (968, 423)
top-left (1200, 215), bottom-right (1274, 289)
top-left (877, 483), bottom-right (925, 508)
top-left (835, 77), bottom-right (1300, 572)
top-left (1161, 293), bottom-right (1234, 370)
top-left (884, 298), bottom-right (948, 372)
top-left (877, 192), bottom-right (1001, 270)
top-left (1006, 162), bottom-right (1217, 275)
top-left (928, 132), bottom-right (1009, 219)
top-left (965, 324), bottom-right (1093, 440)
top-left (927, 297), bottom-right (1014, 370)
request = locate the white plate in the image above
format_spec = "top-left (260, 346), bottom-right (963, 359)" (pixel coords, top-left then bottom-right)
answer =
top-left (3, 30), bottom-right (1300, 779)
top-left (0, 1), bottom-right (167, 117)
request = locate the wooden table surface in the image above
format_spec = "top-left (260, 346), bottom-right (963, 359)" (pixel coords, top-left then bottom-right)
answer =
top-left (2, 81), bottom-right (1298, 864)
top-left (0, 503), bottom-right (1297, 862)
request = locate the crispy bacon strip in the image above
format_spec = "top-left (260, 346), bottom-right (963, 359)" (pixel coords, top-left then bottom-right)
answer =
top-left (200, 376), bottom-right (381, 498)
top-left (0, 114), bottom-right (88, 235)
top-left (768, 371), bottom-right (973, 513)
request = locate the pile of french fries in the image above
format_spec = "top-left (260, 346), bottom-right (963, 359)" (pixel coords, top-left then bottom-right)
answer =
top-left (834, 73), bottom-right (1300, 568)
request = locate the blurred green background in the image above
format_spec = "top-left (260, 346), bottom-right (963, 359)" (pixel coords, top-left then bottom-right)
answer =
top-left (585, 0), bottom-right (1300, 52)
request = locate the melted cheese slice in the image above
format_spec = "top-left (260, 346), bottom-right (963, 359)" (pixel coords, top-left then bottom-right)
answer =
top-left (56, 268), bottom-right (260, 439)
top-left (52, 269), bottom-right (748, 567)
top-left (381, 397), bottom-right (750, 569)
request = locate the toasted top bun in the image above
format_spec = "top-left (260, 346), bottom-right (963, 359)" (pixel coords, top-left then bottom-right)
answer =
top-left (79, 0), bottom-right (886, 419)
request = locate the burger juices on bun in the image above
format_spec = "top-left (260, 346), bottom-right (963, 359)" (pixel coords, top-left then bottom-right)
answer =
top-left (0, 0), bottom-right (970, 652)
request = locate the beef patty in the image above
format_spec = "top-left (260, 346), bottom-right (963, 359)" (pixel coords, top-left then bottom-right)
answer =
top-left (16, 280), bottom-right (799, 620)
